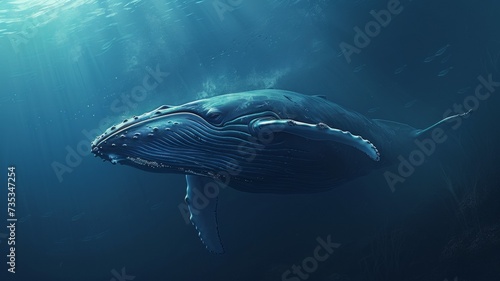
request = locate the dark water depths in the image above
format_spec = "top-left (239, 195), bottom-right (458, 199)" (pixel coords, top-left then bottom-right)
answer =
top-left (1, 0), bottom-right (500, 280)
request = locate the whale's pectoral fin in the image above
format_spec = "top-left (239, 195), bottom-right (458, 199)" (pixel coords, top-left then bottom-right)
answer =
top-left (185, 175), bottom-right (224, 254)
top-left (251, 118), bottom-right (380, 161)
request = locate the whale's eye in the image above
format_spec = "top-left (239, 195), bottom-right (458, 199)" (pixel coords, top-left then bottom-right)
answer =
top-left (206, 108), bottom-right (222, 122)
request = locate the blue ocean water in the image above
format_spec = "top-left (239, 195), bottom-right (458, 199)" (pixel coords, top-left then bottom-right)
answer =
top-left (1, 0), bottom-right (500, 280)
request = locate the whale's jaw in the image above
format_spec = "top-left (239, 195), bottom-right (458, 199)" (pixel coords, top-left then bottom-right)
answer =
top-left (91, 109), bottom-right (254, 177)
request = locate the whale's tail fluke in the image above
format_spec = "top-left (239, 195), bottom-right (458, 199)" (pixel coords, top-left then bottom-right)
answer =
top-left (372, 109), bottom-right (472, 162)
top-left (412, 109), bottom-right (472, 139)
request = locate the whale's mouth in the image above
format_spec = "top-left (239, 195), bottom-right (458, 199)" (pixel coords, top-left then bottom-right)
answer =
top-left (90, 110), bottom-right (258, 175)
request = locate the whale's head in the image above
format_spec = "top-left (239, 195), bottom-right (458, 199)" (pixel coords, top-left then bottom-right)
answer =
top-left (90, 91), bottom-right (296, 177)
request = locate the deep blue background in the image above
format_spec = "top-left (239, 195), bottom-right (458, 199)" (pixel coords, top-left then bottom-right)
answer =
top-left (1, 0), bottom-right (500, 280)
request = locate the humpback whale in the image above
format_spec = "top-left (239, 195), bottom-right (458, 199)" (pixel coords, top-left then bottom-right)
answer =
top-left (91, 89), bottom-right (468, 253)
